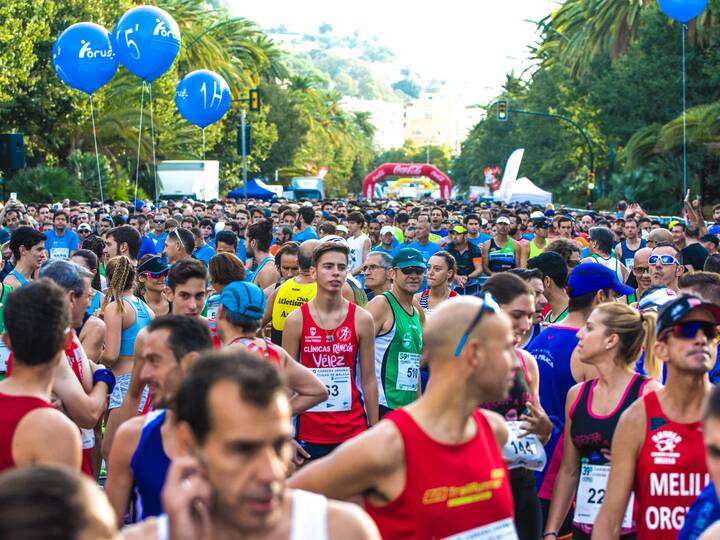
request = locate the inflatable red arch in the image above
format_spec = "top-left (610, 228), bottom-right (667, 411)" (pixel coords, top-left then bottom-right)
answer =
top-left (362, 163), bottom-right (452, 199)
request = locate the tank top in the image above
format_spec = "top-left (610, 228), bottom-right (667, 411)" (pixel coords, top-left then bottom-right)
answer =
top-left (488, 237), bottom-right (516, 273)
top-left (0, 392), bottom-right (53, 473)
top-left (590, 253), bottom-right (624, 283)
top-left (296, 302), bottom-right (367, 444)
top-left (569, 373), bottom-right (648, 535)
top-left (365, 408), bottom-right (517, 539)
top-left (231, 338), bottom-right (282, 369)
top-left (8, 269), bottom-right (29, 286)
top-left (205, 294), bottom-right (222, 349)
top-left (528, 237), bottom-right (549, 259)
top-left (252, 255), bottom-right (274, 285)
top-left (634, 391), bottom-right (708, 539)
top-left (119, 296), bottom-right (153, 357)
top-left (418, 288), bottom-right (458, 314)
top-left (347, 233), bottom-right (370, 274)
top-left (374, 292), bottom-right (422, 410)
top-left (86, 289), bottom-right (102, 316)
top-left (130, 409), bottom-right (171, 520)
top-left (152, 489), bottom-right (329, 540)
top-left (0, 284), bottom-right (11, 376)
top-left (271, 278), bottom-right (317, 345)
top-left (620, 239), bottom-right (647, 269)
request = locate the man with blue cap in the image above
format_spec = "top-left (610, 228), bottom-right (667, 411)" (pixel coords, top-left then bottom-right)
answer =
top-left (215, 281), bottom-right (328, 418)
top-left (527, 262), bottom-right (634, 534)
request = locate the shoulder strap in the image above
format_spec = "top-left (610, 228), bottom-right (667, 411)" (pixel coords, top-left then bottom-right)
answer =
top-left (569, 379), bottom-right (593, 418)
top-left (643, 389), bottom-right (662, 419)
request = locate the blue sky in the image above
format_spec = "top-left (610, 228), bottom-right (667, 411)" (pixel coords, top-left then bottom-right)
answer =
top-left (229, 0), bottom-right (559, 102)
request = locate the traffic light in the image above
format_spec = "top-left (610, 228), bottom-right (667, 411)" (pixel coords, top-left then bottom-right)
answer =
top-left (497, 99), bottom-right (508, 122)
top-left (249, 88), bottom-right (260, 112)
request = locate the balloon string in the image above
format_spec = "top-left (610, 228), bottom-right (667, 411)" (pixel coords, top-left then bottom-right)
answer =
top-left (148, 83), bottom-right (159, 207)
top-left (202, 128), bottom-right (206, 160)
top-left (682, 23), bottom-right (688, 207)
top-left (134, 81), bottom-right (146, 210)
top-left (89, 95), bottom-right (104, 205)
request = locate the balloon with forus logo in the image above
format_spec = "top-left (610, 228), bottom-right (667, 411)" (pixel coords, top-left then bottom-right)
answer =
top-left (113, 5), bottom-right (181, 82)
top-left (175, 70), bottom-right (232, 128)
top-left (52, 22), bottom-right (118, 94)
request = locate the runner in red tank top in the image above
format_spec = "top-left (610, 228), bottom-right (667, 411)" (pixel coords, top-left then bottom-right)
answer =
top-left (283, 241), bottom-right (378, 460)
top-left (594, 294), bottom-right (720, 539)
top-left (0, 280), bottom-right (82, 472)
top-left (215, 281), bottom-right (328, 417)
top-left (290, 295), bottom-right (521, 539)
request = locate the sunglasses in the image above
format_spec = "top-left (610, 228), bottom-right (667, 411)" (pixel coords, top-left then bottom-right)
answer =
top-left (170, 228), bottom-right (189, 253)
top-left (454, 292), bottom-right (502, 357)
top-left (153, 219), bottom-right (165, 224)
top-left (633, 266), bottom-right (650, 275)
top-left (79, 229), bottom-right (91, 234)
top-left (668, 320), bottom-right (718, 341)
top-left (649, 254), bottom-right (679, 266)
top-left (398, 266), bottom-right (424, 276)
top-left (141, 270), bottom-right (168, 280)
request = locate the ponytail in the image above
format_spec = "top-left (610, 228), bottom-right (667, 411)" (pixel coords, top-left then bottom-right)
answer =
top-left (101, 256), bottom-right (135, 315)
top-left (640, 311), bottom-right (660, 381)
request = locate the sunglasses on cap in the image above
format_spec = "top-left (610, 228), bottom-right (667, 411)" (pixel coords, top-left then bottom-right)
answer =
top-left (141, 270), bottom-right (168, 280)
top-left (667, 320), bottom-right (718, 341)
top-left (649, 254), bottom-right (679, 266)
top-left (454, 292), bottom-right (502, 357)
top-left (398, 266), bottom-right (424, 276)
top-left (170, 228), bottom-right (190, 252)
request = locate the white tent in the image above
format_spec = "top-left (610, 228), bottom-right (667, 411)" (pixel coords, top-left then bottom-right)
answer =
top-left (505, 177), bottom-right (553, 206)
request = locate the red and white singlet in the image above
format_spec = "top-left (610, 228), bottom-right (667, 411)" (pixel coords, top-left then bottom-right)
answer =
top-left (634, 391), bottom-right (708, 539)
top-left (295, 302), bottom-right (367, 444)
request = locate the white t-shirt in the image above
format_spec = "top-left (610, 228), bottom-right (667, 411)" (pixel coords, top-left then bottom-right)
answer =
top-left (347, 233), bottom-right (369, 273)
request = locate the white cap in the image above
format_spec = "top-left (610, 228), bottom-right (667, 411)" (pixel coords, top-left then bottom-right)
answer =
top-left (319, 234), bottom-right (348, 247)
top-left (496, 216), bottom-right (511, 225)
top-left (387, 201), bottom-right (400, 208)
top-left (302, 201), bottom-right (313, 207)
top-left (336, 224), bottom-right (349, 233)
top-left (530, 210), bottom-right (545, 219)
top-left (380, 226), bottom-right (394, 236)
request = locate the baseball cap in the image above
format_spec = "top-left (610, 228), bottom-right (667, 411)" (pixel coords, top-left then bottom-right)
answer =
top-left (219, 281), bottom-right (266, 320)
top-left (496, 216), bottom-right (511, 225)
top-left (532, 217), bottom-right (551, 228)
top-left (567, 262), bottom-right (634, 298)
top-left (137, 255), bottom-right (169, 275)
top-left (530, 210), bottom-right (545, 219)
top-left (393, 248), bottom-right (426, 269)
top-left (78, 223), bottom-right (92, 232)
top-left (380, 226), bottom-right (394, 236)
top-left (336, 224), bottom-right (349, 234)
top-left (451, 224), bottom-right (468, 234)
top-left (638, 287), bottom-right (678, 312)
top-left (656, 294), bottom-right (720, 337)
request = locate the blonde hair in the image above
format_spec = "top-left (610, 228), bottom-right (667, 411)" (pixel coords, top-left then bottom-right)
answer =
top-left (595, 302), bottom-right (660, 380)
top-left (101, 255), bottom-right (135, 315)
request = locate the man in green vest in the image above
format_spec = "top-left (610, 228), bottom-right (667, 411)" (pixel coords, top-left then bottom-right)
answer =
top-left (366, 248), bottom-right (425, 418)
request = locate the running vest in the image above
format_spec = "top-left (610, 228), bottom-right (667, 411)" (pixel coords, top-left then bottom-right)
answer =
top-left (590, 253), bottom-right (624, 282)
top-left (365, 408), bottom-right (517, 539)
top-left (252, 255), bottom-right (274, 285)
top-left (620, 239), bottom-right (647, 269)
top-left (232, 338), bottom-right (282, 369)
top-left (488, 237), bottom-right (516, 273)
top-left (634, 391), bottom-right (708, 539)
top-left (418, 288), bottom-right (458, 314)
top-left (296, 302), bottom-right (367, 444)
top-left (569, 373), bottom-right (648, 535)
top-left (374, 292), bottom-right (422, 410)
top-left (65, 337), bottom-right (95, 477)
top-left (8, 269), bottom-right (29, 286)
top-left (205, 293), bottom-right (222, 349)
top-left (151, 489), bottom-right (329, 540)
top-left (528, 237), bottom-right (549, 259)
top-left (119, 296), bottom-right (153, 357)
top-left (0, 392), bottom-right (52, 473)
top-left (86, 289), bottom-right (101, 317)
top-left (271, 278), bottom-right (317, 345)
top-left (0, 283), bottom-right (12, 376)
top-left (130, 409), bottom-right (171, 520)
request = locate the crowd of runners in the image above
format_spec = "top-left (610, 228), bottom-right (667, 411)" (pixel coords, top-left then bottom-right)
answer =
top-left (2, 193), bottom-right (720, 539)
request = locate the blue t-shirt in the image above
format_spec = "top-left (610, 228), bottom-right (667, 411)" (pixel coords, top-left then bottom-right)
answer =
top-left (138, 234), bottom-right (158, 260)
top-left (292, 226), bottom-right (318, 242)
top-left (678, 482), bottom-right (720, 540)
top-left (526, 325), bottom-right (580, 496)
top-left (709, 225), bottom-right (720, 236)
top-left (406, 240), bottom-right (441, 290)
top-left (149, 232), bottom-right (167, 255)
top-left (468, 233), bottom-right (492, 247)
top-left (193, 244), bottom-right (215, 265)
top-left (370, 245), bottom-right (396, 256)
top-left (44, 229), bottom-right (79, 260)
top-left (430, 228), bottom-right (448, 238)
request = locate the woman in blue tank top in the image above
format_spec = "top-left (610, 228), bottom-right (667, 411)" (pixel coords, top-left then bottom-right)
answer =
top-left (101, 256), bottom-right (154, 413)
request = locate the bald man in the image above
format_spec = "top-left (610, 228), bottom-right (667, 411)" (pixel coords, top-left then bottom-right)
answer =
top-left (647, 228), bottom-right (674, 249)
top-left (289, 296), bottom-right (520, 538)
top-left (632, 247), bottom-right (653, 300)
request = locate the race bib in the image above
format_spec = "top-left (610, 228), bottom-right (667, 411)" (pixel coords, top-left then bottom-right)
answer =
top-left (502, 420), bottom-right (547, 471)
top-left (0, 341), bottom-right (10, 373)
top-left (50, 247), bottom-right (70, 260)
top-left (443, 517), bottom-right (518, 540)
top-left (80, 428), bottom-right (95, 450)
top-left (396, 352), bottom-right (420, 392)
top-left (625, 258), bottom-right (634, 269)
top-left (574, 463), bottom-right (634, 529)
top-left (307, 367), bottom-right (352, 413)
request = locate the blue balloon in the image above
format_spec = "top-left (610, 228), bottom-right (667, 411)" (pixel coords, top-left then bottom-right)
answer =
top-left (113, 5), bottom-right (180, 82)
top-left (658, 0), bottom-right (708, 23)
top-left (52, 23), bottom-right (118, 94)
top-left (175, 70), bottom-right (232, 128)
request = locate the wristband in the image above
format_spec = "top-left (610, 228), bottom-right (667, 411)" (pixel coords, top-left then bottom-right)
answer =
top-left (93, 368), bottom-right (116, 395)
top-left (542, 534), bottom-right (559, 539)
